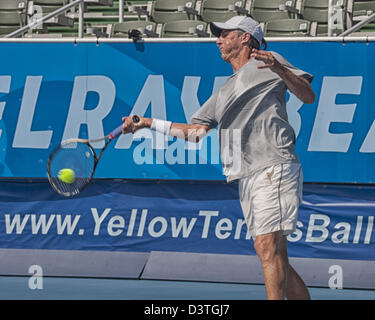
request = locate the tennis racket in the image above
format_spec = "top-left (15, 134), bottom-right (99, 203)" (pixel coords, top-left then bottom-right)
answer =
top-left (47, 115), bottom-right (140, 197)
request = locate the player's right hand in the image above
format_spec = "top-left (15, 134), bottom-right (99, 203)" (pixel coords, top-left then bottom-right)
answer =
top-left (121, 115), bottom-right (148, 134)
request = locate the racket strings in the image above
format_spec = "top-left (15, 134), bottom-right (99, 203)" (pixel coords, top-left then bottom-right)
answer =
top-left (47, 141), bottom-right (96, 197)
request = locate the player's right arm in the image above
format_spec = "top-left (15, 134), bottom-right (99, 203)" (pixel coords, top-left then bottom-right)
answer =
top-left (121, 116), bottom-right (212, 143)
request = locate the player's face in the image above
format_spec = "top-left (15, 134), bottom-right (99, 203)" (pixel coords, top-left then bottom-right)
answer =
top-left (216, 29), bottom-right (242, 62)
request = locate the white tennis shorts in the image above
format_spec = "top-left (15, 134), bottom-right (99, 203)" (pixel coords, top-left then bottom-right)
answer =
top-left (238, 162), bottom-right (303, 237)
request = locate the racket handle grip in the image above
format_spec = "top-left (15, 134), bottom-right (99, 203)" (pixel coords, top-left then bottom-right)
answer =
top-left (133, 115), bottom-right (140, 123)
top-left (109, 115), bottom-right (140, 140)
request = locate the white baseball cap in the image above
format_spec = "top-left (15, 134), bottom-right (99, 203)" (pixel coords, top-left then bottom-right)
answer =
top-left (210, 16), bottom-right (264, 46)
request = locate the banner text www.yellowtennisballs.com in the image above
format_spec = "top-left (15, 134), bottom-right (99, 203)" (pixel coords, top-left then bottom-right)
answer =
top-left (2, 209), bottom-right (374, 246)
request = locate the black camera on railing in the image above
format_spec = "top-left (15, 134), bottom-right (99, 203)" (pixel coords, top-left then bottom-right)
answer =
top-left (128, 29), bottom-right (142, 41)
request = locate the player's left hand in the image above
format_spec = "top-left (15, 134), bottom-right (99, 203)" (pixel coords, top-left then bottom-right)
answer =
top-left (250, 49), bottom-right (282, 73)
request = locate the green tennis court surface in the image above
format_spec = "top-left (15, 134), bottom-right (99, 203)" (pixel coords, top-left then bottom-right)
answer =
top-left (0, 277), bottom-right (373, 300)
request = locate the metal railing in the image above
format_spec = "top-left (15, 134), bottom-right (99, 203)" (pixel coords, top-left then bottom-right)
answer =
top-left (5, 0), bottom-right (85, 38)
top-left (329, 0), bottom-right (375, 37)
top-left (119, 0), bottom-right (124, 23)
top-left (340, 12), bottom-right (375, 37)
top-left (4, 0), bottom-right (375, 39)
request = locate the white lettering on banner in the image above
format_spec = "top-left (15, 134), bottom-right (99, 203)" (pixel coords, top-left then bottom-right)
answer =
top-left (5, 213), bottom-right (81, 235)
top-left (91, 208), bottom-right (111, 235)
top-left (365, 216), bottom-right (374, 244)
top-left (180, 76), bottom-right (229, 126)
top-left (171, 217), bottom-right (197, 238)
top-left (332, 222), bottom-right (351, 243)
top-left (360, 117), bottom-right (375, 152)
top-left (308, 76), bottom-right (362, 152)
top-left (115, 75), bottom-right (167, 150)
top-left (88, 208), bottom-right (251, 240)
top-left (306, 214), bottom-right (330, 242)
top-left (181, 76), bottom-right (228, 123)
top-left (30, 214), bottom-right (56, 235)
top-left (287, 221), bottom-right (304, 242)
top-left (0, 76), bottom-right (11, 138)
top-left (5, 74), bottom-right (375, 156)
top-left (5, 214), bottom-right (30, 234)
top-left (2, 210), bottom-right (374, 246)
top-left (235, 219), bottom-right (249, 240)
top-left (55, 215), bottom-right (80, 235)
top-left (181, 76), bottom-right (201, 123)
top-left (199, 210), bottom-right (219, 238)
top-left (215, 218), bottom-right (233, 240)
top-left (137, 209), bottom-right (148, 237)
top-left (13, 76), bottom-right (53, 149)
top-left (148, 216), bottom-right (168, 237)
top-left (62, 76), bottom-right (116, 149)
top-left (353, 216), bottom-right (363, 244)
top-left (296, 213), bottom-right (374, 244)
top-left (127, 209), bottom-right (138, 236)
top-left (107, 215), bottom-right (125, 236)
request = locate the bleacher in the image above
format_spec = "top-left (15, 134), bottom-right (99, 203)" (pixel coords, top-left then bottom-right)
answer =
top-left (1, 0), bottom-right (375, 38)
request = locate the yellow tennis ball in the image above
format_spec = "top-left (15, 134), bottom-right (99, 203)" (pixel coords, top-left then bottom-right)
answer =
top-left (58, 168), bottom-right (75, 184)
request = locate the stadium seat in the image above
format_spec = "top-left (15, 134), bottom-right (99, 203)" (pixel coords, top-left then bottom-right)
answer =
top-left (85, 0), bottom-right (119, 18)
top-left (199, 0), bottom-right (249, 23)
top-left (30, 0), bottom-right (74, 30)
top-left (349, 0), bottom-right (375, 33)
top-left (249, 0), bottom-right (301, 23)
top-left (264, 18), bottom-right (316, 36)
top-left (84, 0), bottom-right (113, 5)
top-left (149, 0), bottom-right (199, 24)
top-left (38, 0), bottom-right (116, 37)
top-left (0, 0), bottom-right (28, 37)
top-left (161, 20), bottom-right (210, 37)
top-left (32, 0), bottom-right (69, 14)
top-left (83, 4), bottom-right (120, 29)
top-left (300, 0), bottom-right (351, 36)
top-left (110, 20), bottom-right (158, 37)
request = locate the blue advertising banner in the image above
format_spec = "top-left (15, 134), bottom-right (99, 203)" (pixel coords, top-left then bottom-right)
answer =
top-left (0, 40), bottom-right (374, 182)
top-left (0, 179), bottom-right (374, 261)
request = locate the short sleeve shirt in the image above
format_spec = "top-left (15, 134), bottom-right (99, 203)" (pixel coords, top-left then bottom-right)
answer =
top-left (190, 52), bottom-right (313, 182)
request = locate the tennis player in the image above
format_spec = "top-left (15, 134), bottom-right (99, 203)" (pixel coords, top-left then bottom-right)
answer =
top-left (122, 16), bottom-right (315, 300)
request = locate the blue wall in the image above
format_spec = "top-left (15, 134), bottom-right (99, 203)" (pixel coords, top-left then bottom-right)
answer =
top-left (0, 40), bottom-right (374, 263)
top-left (0, 179), bottom-right (374, 261)
top-left (0, 41), bottom-right (374, 182)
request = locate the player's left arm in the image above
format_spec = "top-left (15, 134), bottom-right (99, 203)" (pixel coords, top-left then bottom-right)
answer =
top-left (250, 49), bottom-right (316, 104)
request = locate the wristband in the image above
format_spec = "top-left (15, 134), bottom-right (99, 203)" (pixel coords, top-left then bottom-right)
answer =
top-left (151, 118), bottom-right (172, 136)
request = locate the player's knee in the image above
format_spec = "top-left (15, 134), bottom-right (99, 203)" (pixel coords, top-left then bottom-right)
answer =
top-left (254, 232), bottom-right (282, 264)
top-left (254, 238), bottom-right (276, 264)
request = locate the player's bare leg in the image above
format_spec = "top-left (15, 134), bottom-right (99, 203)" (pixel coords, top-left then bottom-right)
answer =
top-left (279, 236), bottom-right (310, 300)
top-left (254, 231), bottom-right (287, 299)
top-left (254, 231), bottom-right (310, 300)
